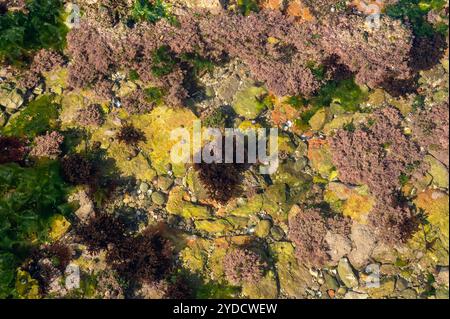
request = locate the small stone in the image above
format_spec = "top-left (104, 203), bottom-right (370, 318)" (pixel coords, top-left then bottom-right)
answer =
top-left (270, 225), bottom-right (285, 240)
top-left (0, 88), bottom-right (24, 110)
top-left (395, 276), bottom-right (410, 291)
top-left (254, 219), bottom-right (271, 238)
top-left (337, 258), bottom-right (359, 289)
top-left (139, 182), bottom-right (149, 193)
top-left (151, 192), bottom-right (167, 206)
top-left (157, 175), bottom-right (174, 192)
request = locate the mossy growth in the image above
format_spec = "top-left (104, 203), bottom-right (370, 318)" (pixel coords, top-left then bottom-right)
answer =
top-left (195, 280), bottom-right (240, 299)
top-left (180, 53), bottom-right (214, 77)
top-left (144, 87), bottom-right (165, 106)
top-left (237, 0), bottom-right (260, 16)
top-left (386, 0), bottom-right (448, 37)
top-left (151, 45), bottom-right (177, 77)
top-left (0, 0), bottom-right (68, 64)
top-left (2, 95), bottom-right (60, 138)
top-left (131, 0), bottom-right (176, 24)
top-left (0, 161), bottom-right (73, 298)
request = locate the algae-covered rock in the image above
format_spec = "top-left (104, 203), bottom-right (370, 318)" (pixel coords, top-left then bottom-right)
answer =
top-left (270, 242), bottom-right (312, 298)
top-left (424, 155), bottom-right (449, 189)
top-left (180, 238), bottom-right (212, 273)
top-left (195, 219), bottom-right (234, 234)
top-left (254, 219), bottom-right (271, 238)
top-left (186, 168), bottom-right (210, 201)
top-left (308, 108), bottom-right (328, 131)
top-left (133, 106), bottom-right (198, 176)
top-left (232, 85), bottom-right (268, 119)
top-left (15, 270), bottom-right (40, 299)
top-left (49, 215), bottom-right (71, 241)
top-left (3, 95), bottom-right (60, 137)
top-left (166, 186), bottom-right (212, 219)
top-left (151, 191), bottom-right (167, 206)
top-left (366, 277), bottom-right (396, 299)
top-left (307, 138), bottom-right (335, 179)
top-left (324, 183), bottom-right (375, 223)
top-left (44, 67), bottom-right (68, 95)
top-left (0, 87), bottom-right (24, 111)
top-left (412, 190), bottom-right (449, 266)
top-left (242, 270), bottom-right (278, 299)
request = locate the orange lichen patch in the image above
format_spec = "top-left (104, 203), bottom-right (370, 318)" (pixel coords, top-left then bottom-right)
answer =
top-left (270, 97), bottom-right (302, 132)
top-left (286, 0), bottom-right (315, 22)
top-left (262, 0), bottom-right (284, 10)
top-left (351, 0), bottom-right (385, 15)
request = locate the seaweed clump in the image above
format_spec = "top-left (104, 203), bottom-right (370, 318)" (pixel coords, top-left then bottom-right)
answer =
top-left (223, 248), bottom-right (266, 285)
top-left (288, 207), bottom-right (351, 267)
top-left (120, 89), bottom-right (153, 115)
top-left (30, 131), bottom-right (64, 159)
top-left (61, 154), bottom-right (96, 185)
top-left (76, 104), bottom-right (105, 127)
top-left (107, 227), bottom-right (174, 285)
top-left (76, 213), bottom-right (127, 252)
top-left (194, 137), bottom-right (250, 204)
top-left (411, 102), bottom-right (449, 166)
top-left (329, 107), bottom-right (423, 198)
top-left (116, 124), bottom-right (145, 146)
top-left (0, 135), bottom-right (28, 164)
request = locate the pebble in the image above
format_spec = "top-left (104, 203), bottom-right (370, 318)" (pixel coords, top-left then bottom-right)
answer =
top-left (139, 182), bottom-right (149, 193)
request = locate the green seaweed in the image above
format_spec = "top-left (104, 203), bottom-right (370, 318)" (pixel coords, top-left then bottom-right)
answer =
top-left (2, 95), bottom-right (60, 138)
top-left (0, 161), bottom-right (73, 298)
top-left (386, 0), bottom-right (448, 37)
top-left (196, 281), bottom-right (241, 299)
top-left (295, 78), bottom-right (368, 129)
top-left (237, 0), bottom-right (260, 16)
top-left (151, 45), bottom-right (177, 77)
top-left (131, 0), bottom-right (176, 24)
top-left (0, 0), bottom-right (68, 64)
top-left (144, 87), bottom-right (165, 105)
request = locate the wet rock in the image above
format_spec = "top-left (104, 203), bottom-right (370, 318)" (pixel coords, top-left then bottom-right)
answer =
top-left (0, 87), bottom-right (24, 111)
top-left (232, 85), bottom-right (268, 119)
top-left (65, 264), bottom-right (80, 290)
top-left (254, 219), bottom-right (271, 238)
top-left (367, 277), bottom-right (396, 298)
top-left (71, 190), bottom-right (95, 222)
top-left (270, 225), bottom-right (285, 241)
top-left (325, 232), bottom-right (352, 265)
top-left (139, 182), bottom-right (150, 193)
top-left (348, 223), bottom-right (378, 269)
top-left (395, 276), bottom-right (410, 291)
top-left (270, 242), bottom-right (313, 298)
top-left (323, 272), bottom-right (339, 291)
top-left (436, 267), bottom-right (449, 287)
top-left (166, 186), bottom-right (212, 219)
top-left (157, 175), bottom-right (174, 192)
top-left (337, 258), bottom-right (359, 289)
top-left (151, 191), bottom-right (167, 206)
top-left (424, 155), bottom-right (449, 189)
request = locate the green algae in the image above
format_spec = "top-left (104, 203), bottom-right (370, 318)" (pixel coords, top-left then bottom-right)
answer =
top-left (0, 0), bottom-right (68, 64)
top-left (3, 95), bottom-right (60, 138)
